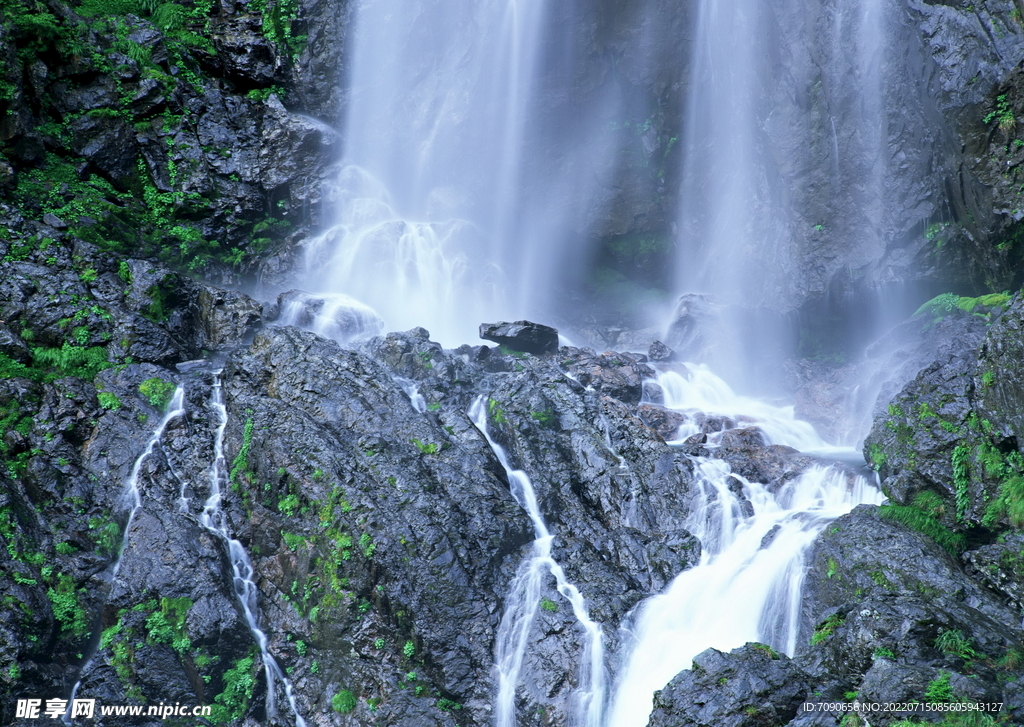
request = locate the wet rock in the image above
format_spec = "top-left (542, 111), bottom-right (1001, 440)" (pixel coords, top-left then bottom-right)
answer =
top-left (193, 285), bottom-right (262, 351)
top-left (558, 347), bottom-right (654, 405)
top-left (269, 289), bottom-right (383, 342)
top-left (648, 339), bottom-right (676, 362)
top-left (479, 320), bottom-right (560, 355)
top-left (649, 643), bottom-right (812, 727)
top-left (636, 403), bottom-right (687, 440)
top-left (798, 506), bottom-right (1022, 715)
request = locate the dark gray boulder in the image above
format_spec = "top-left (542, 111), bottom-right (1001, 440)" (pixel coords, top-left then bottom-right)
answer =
top-left (649, 643), bottom-right (812, 727)
top-left (479, 320), bottom-right (560, 355)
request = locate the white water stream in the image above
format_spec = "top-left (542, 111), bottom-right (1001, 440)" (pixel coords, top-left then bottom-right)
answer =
top-left (200, 373), bottom-right (307, 727)
top-left (468, 397), bottom-right (606, 727)
top-left (65, 388), bottom-right (186, 723)
top-left (605, 368), bottom-right (882, 727)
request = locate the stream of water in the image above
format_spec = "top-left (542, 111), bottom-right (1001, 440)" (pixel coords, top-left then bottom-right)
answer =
top-left (201, 373), bottom-right (307, 727)
top-left (469, 396), bottom-right (607, 727)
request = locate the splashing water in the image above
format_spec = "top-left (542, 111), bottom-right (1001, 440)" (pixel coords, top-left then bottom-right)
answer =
top-left (200, 373), bottom-right (306, 727)
top-left (468, 397), bottom-right (606, 727)
top-left (657, 365), bottom-right (846, 453)
top-left (605, 366), bottom-right (882, 727)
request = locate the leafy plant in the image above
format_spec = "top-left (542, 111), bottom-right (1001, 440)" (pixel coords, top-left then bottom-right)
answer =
top-left (97, 391), bottom-right (122, 411)
top-left (411, 438), bottom-right (439, 455)
top-left (403, 640), bottom-right (415, 658)
top-left (540, 597), bottom-right (558, 612)
top-left (810, 613), bottom-right (844, 646)
top-left (138, 378), bottom-right (176, 410)
top-left (924, 671), bottom-right (954, 703)
top-left (331, 689), bottom-right (357, 714)
top-left (209, 655), bottom-right (256, 723)
top-left (934, 628), bottom-right (977, 661)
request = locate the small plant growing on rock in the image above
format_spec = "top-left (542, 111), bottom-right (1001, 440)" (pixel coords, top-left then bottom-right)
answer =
top-left (97, 392), bottom-right (121, 411)
top-left (924, 671), bottom-right (954, 703)
top-left (540, 597), bottom-right (558, 612)
top-left (332, 690), bottom-right (357, 714)
top-left (935, 628), bottom-right (977, 661)
top-left (403, 640), bottom-right (415, 658)
top-left (138, 378), bottom-right (175, 410)
top-left (411, 438), bottom-right (439, 455)
top-left (810, 613), bottom-right (844, 646)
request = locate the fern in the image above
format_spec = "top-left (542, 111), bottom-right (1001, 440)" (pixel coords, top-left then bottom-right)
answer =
top-left (951, 444), bottom-right (971, 522)
top-left (879, 504), bottom-right (966, 555)
top-left (31, 343), bottom-right (110, 380)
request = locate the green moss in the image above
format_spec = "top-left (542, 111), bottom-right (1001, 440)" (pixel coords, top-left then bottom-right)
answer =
top-left (138, 377), bottom-right (176, 409)
top-left (540, 597), bottom-right (558, 612)
top-left (951, 444), bottom-right (971, 522)
top-left (97, 391), bottom-right (122, 410)
top-left (331, 689), bottom-right (357, 714)
top-left (879, 504), bottom-right (966, 555)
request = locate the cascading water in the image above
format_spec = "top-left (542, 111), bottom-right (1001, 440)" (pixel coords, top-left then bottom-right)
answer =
top-left (468, 397), bottom-right (606, 727)
top-left (606, 367), bottom-right (882, 727)
top-left (112, 387), bottom-right (187, 578)
top-left (299, 0), bottom-right (627, 345)
top-left (64, 388), bottom-right (186, 723)
top-left (200, 373), bottom-right (306, 727)
top-left (673, 0), bottom-right (889, 376)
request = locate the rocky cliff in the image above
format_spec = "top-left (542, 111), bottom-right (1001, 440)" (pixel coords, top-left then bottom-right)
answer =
top-left (3, 0), bottom-right (1024, 725)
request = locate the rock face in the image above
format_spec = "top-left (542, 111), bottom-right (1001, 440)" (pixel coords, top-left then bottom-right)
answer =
top-left (649, 644), bottom-right (812, 727)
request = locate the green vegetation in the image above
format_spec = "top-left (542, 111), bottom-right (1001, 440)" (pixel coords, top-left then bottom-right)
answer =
top-left (138, 378), bottom-right (176, 410)
top-left (540, 597), bottom-right (559, 612)
top-left (984, 94), bottom-right (1015, 131)
top-left (530, 409), bottom-right (555, 428)
top-left (751, 643), bottom-right (779, 659)
top-left (229, 416), bottom-right (254, 486)
top-left (47, 573), bottom-right (89, 640)
top-left (487, 398), bottom-right (507, 425)
top-left (826, 557), bottom-right (838, 579)
top-left (145, 596), bottom-right (193, 653)
top-left (934, 628), bottom-right (977, 662)
top-left (209, 656), bottom-right (256, 723)
top-left (951, 444), bottom-right (971, 522)
top-left (374, 638), bottom-right (385, 650)
top-left (873, 646), bottom-right (896, 659)
top-left (97, 391), bottom-right (122, 410)
top-left (403, 640), bottom-right (415, 658)
top-left (914, 292), bottom-right (1011, 322)
top-left (331, 690), bottom-right (357, 714)
top-left (436, 698), bottom-right (462, 712)
top-left (879, 504), bottom-right (966, 555)
top-left (810, 613), bottom-right (844, 646)
top-left (924, 671), bottom-right (954, 703)
top-left (411, 438), bottom-right (439, 455)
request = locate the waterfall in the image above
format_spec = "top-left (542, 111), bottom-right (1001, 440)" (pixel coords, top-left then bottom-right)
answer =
top-left (112, 388), bottom-right (186, 577)
top-left (300, 0), bottom-right (625, 345)
top-left (606, 368), bottom-right (882, 727)
top-left (468, 397), bottom-right (606, 727)
top-left (200, 373), bottom-right (307, 727)
top-left (673, 0), bottom-right (889, 368)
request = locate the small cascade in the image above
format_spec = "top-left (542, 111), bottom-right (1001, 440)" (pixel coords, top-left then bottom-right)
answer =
top-left (656, 365), bottom-right (842, 452)
top-left (200, 373), bottom-right (306, 727)
top-left (112, 387), bottom-right (186, 577)
top-left (606, 367), bottom-right (882, 727)
top-left (273, 289), bottom-right (384, 344)
top-left (468, 397), bottom-right (606, 727)
top-left (395, 377), bottom-right (428, 413)
top-left (64, 388), bottom-right (186, 723)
